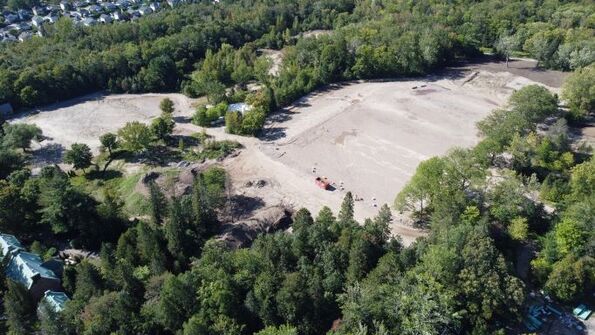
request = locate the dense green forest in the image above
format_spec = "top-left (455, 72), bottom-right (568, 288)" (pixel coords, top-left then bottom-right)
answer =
top-left (0, 0), bottom-right (594, 334)
top-left (1, 0), bottom-right (594, 110)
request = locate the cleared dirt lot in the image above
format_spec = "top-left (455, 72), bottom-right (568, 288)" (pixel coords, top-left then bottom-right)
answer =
top-left (14, 60), bottom-right (566, 245)
top-left (13, 93), bottom-right (196, 154)
top-left (254, 70), bottom-right (554, 226)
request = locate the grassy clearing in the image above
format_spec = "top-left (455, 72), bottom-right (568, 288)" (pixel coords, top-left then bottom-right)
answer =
top-left (69, 165), bottom-right (149, 217)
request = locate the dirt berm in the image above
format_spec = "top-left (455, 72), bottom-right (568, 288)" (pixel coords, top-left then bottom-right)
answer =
top-left (217, 206), bottom-right (293, 248)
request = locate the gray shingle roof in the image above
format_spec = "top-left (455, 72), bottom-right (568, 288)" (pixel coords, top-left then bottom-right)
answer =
top-left (42, 290), bottom-right (70, 312)
top-left (0, 233), bottom-right (24, 261)
top-left (6, 251), bottom-right (59, 289)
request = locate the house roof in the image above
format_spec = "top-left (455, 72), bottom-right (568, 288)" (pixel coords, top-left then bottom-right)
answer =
top-left (6, 251), bottom-right (59, 289)
top-left (0, 233), bottom-right (24, 260)
top-left (42, 290), bottom-right (70, 312)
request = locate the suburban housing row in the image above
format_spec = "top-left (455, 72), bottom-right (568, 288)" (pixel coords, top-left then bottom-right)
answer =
top-left (0, 0), bottom-right (209, 42)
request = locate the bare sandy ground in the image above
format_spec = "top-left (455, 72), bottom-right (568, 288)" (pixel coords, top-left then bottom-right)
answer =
top-left (14, 61), bottom-right (566, 245)
top-left (255, 71), bottom-right (552, 223)
top-left (258, 49), bottom-right (283, 76)
top-left (12, 92), bottom-right (196, 154)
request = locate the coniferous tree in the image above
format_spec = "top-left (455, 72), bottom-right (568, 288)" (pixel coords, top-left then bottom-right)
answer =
top-left (4, 281), bottom-right (35, 335)
top-left (148, 182), bottom-right (167, 226)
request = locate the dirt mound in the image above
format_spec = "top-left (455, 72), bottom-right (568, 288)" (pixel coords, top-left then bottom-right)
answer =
top-left (135, 167), bottom-right (201, 198)
top-left (217, 206), bottom-right (293, 248)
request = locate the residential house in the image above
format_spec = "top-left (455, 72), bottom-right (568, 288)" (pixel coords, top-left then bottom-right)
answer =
top-left (1, 34), bottom-right (17, 42)
top-left (39, 290), bottom-right (70, 313)
top-left (149, 2), bottom-right (160, 11)
top-left (138, 6), bottom-right (152, 15)
top-left (79, 8), bottom-right (90, 17)
top-left (5, 13), bottom-right (20, 24)
top-left (88, 4), bottom-right (102, 14)
top-left (31, 15), bottom-right (45, 27)
top-left (166, 0), bottom-right (180, 8)
top-left (112, 11), bottom-right (126, 21)
top-left (99, 13), bottom-right (112, 23)
top-left (103, 3), bottom-right (117, 12)
top-left (69, 11), bottom-right (83, 20)
top-left (18, 22), bottom-right (32, 31)
top-left (32, 6), bottom-right (48, 16)
top-left (37, 290), bottom-right (70, 321)
top-left (116, 0), bottom-right (130, 9)
top-left (60, 1), bottom-right (71, 11)
top-left (18, 31), bottom-right (32, 41)
top-left (17, 9), bottom-right (32, 21)
top-left (5, 251), bottom-right (61, 299)
top-left (47, 15), bottom-right (60, 23)
top-left (82, 17), bottom-right (96, 26)
top-left (0, 233), bottom-right (24, 262)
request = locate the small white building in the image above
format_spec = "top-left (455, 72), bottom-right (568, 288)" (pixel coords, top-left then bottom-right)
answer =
top-left (228, 103), bottom-right (252, 115)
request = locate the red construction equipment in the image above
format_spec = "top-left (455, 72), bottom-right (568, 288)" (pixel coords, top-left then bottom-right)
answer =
top-left (315, 177), bottom-right (329, 190)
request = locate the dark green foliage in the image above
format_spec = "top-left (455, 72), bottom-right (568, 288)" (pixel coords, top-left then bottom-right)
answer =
top-left (136, 221), bottom-right (168, 274)
top-left (562, 65), bottom-right (594, 120)
top-left (0, 148), bottom-right (24, 179)
top-left (338, 192), bottom-right (354, 224)
top-left (0, 177), bottom-right (38, 236)
top-left (38, 169), bottom-right (101, 244)
top-left (4, 281), bottom-right (35, 335)
top-left (150, 113), bottom-right (175, 142)
top-left (0, 0), bottom-right (353, 109)
top-left (1, 123), bottom-right (42, 151)
top-left (477, 85), bottom-right (559, 153)
top-left (73, 261), bottom-right (103, 301)
top-left (99, 133), bottom-right (119, 156)
top-left (192, 102), bottom-right (228, 127)
top-left (63, 143), bottom-right (93, 172)
top-left (117, 121), bottom-right (152, 153)
top-left (38, 300), bottom-right (67, 335)
top-left (148, 181), bottom-right (167, 225)
top-left (165, 196), bottom-right (199, 266)
top-left (159, 98), bottom-right (175, 114)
